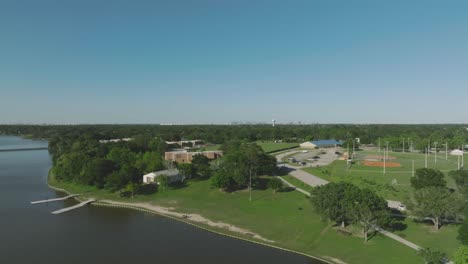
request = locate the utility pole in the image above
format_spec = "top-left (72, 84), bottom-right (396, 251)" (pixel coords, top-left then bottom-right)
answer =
top-left (383, 146), bottom-right (386, 175)
top-left (384, 141), bottom-right (388, 175)
top-left (249, 167), bottom-right (252, 203)
top-left (425, 147), bottom-right (428, 168)
top-left (463, 143), bottom-right (465, 169)
top-left (445, 141), bottom-right (448, 160)
top-left (352, 139), bottom-right (355, 159)
top-left (434, 142), bottom-right (438, 166)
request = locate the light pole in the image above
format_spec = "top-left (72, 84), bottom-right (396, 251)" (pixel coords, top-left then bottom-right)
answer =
top-left (384, 142), bottom-right (388, 175)
top-left (445, 142), bottom-right (448, 161)
top-left (463, 143), bottom-right (465, 169)
top-left (425, 147), bottom-right (428, 168)
top-left (352, 139), bottom-right (355, 159)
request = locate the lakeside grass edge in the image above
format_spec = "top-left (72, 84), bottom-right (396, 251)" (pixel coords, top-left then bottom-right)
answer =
top-left (47, 169), bottom-right (333, 264)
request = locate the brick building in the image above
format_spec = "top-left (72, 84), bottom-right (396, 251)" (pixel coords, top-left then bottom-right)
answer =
top-left (164, 150), bottom-right (223, 163)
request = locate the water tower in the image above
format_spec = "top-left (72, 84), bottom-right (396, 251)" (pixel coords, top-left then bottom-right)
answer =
top-left (272, 119), bottom-right (276, 127)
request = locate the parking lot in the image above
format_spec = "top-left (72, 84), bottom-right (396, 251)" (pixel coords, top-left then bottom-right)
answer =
top-left (286, 147), bottom-right (343, 167)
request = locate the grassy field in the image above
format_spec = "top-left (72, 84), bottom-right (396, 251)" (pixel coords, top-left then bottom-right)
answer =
top-left (303, 150), bottom-right (464, 201)
top-left (49, 171), bottom-right (427, 264)
top-left (256, 141), bottom-right (299, 153)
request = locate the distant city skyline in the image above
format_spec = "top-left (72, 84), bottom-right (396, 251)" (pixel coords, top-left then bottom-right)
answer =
top-left (1, 0), bottom-right (468, 124)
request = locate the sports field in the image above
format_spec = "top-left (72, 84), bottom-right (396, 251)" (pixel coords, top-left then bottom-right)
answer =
top-left (304, 149), bottom-right (464, 201)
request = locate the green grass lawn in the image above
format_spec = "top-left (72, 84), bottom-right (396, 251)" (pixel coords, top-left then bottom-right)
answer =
top-left (50, 171), bottom-right (429, 264)
top-left (396, 218), bottom-right (461, 259)
top-left (256, 141), bottom-right (299, 153)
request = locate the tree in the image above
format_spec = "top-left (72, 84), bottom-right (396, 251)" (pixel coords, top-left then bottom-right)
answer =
top-left (106, 147), bottom-right (136, 168)
top-left (268, 177), bottom-right (283, 193)
top-left (157, 175), bottom-right (169, 192)
top-left (450, 170), bottom-right (468, 195)
top-left (177, 163), bottom-right (194, 180)
top-left (135, 151), bottom-right (164, 173)
top-left (192, 154), bottom-right (211, 178)
top-left (412, 187), bottom-right (461, 230)
top-left (455, 245), bottom-right (468, 264)
top-left (411, 168), bottom-right (446, 190)
top-left (210, 168), bottom-right (234, 190)
top-left (310, 182), bottom-right (362, 228)
top-left (79, 159), bottom-right (115, 188)
top-left (104, 165), bottom-right (140, 192)
top-left (124, 182), bottom-right (139, 198)
top-left (458, 219), bottom-right (468, 245)
top-left (352, 189), bottom-right (390, 242)
top-left (418, 248), bottom-right (446, 264)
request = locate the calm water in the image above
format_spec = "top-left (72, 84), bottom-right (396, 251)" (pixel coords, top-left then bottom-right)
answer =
top-left (0, 136), bottom-right (320, 264)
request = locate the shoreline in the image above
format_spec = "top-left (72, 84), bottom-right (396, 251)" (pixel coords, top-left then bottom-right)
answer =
top-left (47, 174), bottom-right (333, 264)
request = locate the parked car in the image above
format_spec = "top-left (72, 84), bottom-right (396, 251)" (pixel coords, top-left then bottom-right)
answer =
top-left (302, 150), bottom-right (308, 153)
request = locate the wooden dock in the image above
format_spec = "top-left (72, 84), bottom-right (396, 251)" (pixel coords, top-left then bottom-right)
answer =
top-left (30, 194), bottom-right (82, 204)
top-left (0, 147), bottom-right (48, 152)
top-left (51, 199), bottom-right (95, 215)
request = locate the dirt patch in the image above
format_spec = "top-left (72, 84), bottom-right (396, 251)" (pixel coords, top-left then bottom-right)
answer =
top-left (365, 155), bottom-right (396, 160)
top-left (362, 161), bottom-right (401, 168)
top-left (100, 200), bottom-right (275, 243)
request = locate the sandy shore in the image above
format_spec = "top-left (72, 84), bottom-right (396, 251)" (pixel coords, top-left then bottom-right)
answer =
top-left (99, 199), bottom-right (275, 243)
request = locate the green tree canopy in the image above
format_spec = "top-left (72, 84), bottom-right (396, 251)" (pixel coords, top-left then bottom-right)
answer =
top-left (458, 219), bottom-right (468, 245)
top-left (410, 168), bottom-right (446, 190)
top-left (455, 245), bottom-right (468, 264)
top-left (268, 177), bottom-right (283, 193)
top-left (411, 186), bottom-right (462, 230)
top-left (450, 170), bottom-right (468, 195)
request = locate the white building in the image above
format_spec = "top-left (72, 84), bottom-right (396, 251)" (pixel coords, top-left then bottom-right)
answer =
top-left (142, 169), bottom-right (183, 184)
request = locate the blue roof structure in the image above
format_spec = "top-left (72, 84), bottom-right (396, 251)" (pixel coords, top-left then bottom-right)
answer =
top-left (311, 139), bottom-right (344, 146)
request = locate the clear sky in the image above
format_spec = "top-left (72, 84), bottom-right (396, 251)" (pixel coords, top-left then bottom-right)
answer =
top-left (1, 0), bottom-right (467, 124)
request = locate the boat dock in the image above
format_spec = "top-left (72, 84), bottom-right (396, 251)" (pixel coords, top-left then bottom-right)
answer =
top-left (30, 194), bottom-right (82, 204)
top-left (51, 199), bottom-right (96, 215)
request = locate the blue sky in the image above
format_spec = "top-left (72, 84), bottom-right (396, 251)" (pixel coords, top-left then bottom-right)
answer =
top-left (1, 0), bottom-right (467, 124)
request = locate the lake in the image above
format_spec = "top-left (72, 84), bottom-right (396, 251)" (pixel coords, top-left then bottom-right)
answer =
top-left (0, 136), bottom-right (320, 264)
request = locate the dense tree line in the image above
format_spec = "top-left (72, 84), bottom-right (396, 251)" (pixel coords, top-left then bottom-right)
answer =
top-left (50, 132), bottom-right (170, 193)
top-left (1, 124), bottom-right (467, 149)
